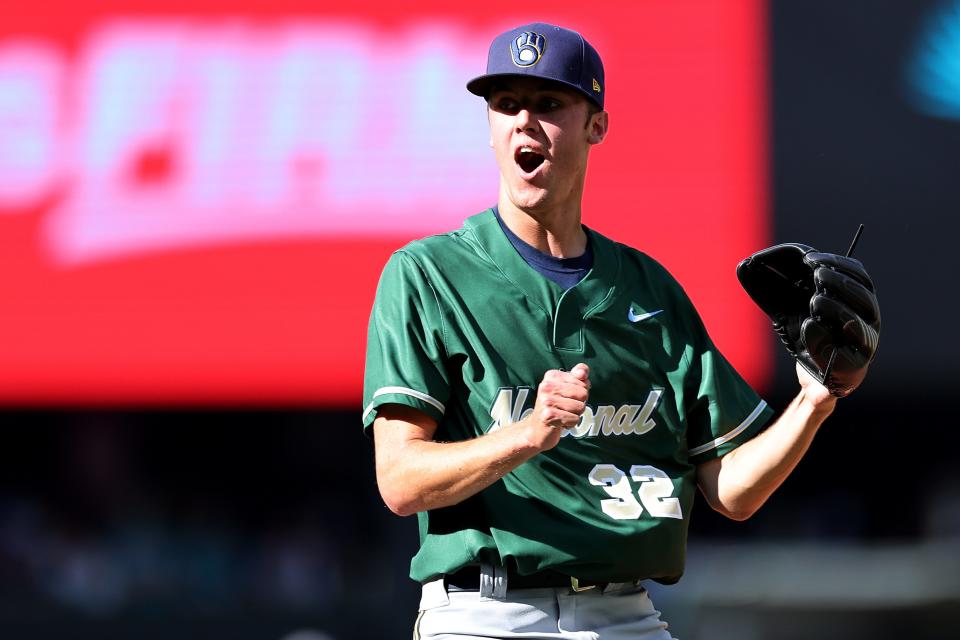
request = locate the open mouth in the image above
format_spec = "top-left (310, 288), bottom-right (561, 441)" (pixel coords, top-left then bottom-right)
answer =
top-left (515, 146), bottom-right (545, 174)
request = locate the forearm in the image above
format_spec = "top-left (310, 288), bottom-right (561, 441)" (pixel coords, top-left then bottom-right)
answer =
top-left (375, 416), bottom-right (547, 516)
top-left (375, 365), bottom-right (590, 516)
top-left (699, 388), bottom-right (837, 520)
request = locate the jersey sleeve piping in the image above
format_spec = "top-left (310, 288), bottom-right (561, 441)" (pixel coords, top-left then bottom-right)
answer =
top-left (687, 400), bottom-right (768, 457)
top-left (362, 386), bottom-right (446, 422)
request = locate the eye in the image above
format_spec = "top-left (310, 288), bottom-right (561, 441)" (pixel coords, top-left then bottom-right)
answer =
top-left (491, 97), bottom-right (520, 115)
top-left (536, 97), bottom-right (563, 113)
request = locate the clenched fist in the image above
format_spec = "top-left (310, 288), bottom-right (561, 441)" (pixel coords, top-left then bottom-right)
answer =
top-left (523, 363), bottom-right (591, 451)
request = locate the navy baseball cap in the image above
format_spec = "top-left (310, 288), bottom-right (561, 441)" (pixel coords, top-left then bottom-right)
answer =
top-left (467, 23), bottom-right (606, 109)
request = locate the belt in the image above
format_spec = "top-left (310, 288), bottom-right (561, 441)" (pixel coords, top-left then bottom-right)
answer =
top-left (444, 565), bottom-right (607, 592)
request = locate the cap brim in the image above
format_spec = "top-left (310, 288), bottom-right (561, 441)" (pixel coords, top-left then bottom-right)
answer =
top-left (465, 73), bottom-right (509, 98)
top-left (466, 73), bottom-right (602, 108)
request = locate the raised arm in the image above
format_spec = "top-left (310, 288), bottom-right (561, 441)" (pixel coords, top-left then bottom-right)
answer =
top-left (696, 363), bottom-right (837, 521)
top-left (373, 364), bottom-right (590, 516)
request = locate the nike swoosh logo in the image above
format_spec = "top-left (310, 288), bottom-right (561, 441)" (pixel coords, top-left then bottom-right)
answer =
top-left (628, 307), bottom-right (663, 323)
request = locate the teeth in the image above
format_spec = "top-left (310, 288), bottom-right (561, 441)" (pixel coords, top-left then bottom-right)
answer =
top-left (519, 147), bottom-right (535, 154)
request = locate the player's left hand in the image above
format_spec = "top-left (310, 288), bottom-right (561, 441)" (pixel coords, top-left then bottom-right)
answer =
top-left (737, 243), bottom-right (881, 397)
top-left (795, 361), bottom-right (837, 411)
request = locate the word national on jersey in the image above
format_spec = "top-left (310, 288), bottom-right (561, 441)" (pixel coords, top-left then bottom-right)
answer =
top-left (489, 387), bottom-right (664, 438)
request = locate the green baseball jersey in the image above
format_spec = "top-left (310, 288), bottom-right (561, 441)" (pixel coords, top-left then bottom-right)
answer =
top-left (363, 209), bottom-right (773, 585)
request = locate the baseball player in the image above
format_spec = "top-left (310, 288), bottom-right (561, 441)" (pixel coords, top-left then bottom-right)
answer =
top-left (362, 23), bottom-right (880, 639)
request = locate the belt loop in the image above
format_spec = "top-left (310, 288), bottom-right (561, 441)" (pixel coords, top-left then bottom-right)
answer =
top-left (493, 563), bottom-right (507, 599)
top-left (479, 562), bottom-right (507, 600)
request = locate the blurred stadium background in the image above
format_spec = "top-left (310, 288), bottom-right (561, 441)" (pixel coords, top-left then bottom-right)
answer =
top-left (1, 1), bottom-right (958, 638)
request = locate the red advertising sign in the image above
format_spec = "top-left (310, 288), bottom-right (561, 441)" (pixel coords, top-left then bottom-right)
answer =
top-left (0, 1), bottom-right (770, 405)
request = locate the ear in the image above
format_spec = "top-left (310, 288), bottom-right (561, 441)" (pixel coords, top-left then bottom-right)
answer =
top-left (587, 111), bottom-right (609, 145)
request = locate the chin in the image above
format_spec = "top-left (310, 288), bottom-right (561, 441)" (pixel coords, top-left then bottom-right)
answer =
top-left (505, 175), bottom-right (552, 207)
top-left (508, 188), bottom-right (552, 213)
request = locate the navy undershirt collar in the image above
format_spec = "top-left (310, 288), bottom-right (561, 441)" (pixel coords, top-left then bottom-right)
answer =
top-left (492, 206), bottom-right (594, 290)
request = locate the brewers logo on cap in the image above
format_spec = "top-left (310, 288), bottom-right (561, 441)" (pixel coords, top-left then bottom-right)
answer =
top-left (467, 23), bottom-right (605, 109)
top-left (511, 31), bottom-right (545, 67)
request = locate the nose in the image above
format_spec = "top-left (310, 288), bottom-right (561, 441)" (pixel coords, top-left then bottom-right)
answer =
top-left (514, 107), bottom-right (539, 133)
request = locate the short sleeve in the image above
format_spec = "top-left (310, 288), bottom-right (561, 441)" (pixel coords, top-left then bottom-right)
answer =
top-left (682, 312), bottom-right (774, 465)
top-left (362, 250), bottom-right (450, 435)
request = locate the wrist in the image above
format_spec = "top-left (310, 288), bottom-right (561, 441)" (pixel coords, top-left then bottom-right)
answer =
top-left (798, 388), bottom-right (838, 420)
top-left (514, 416), bottom-right (561, 454)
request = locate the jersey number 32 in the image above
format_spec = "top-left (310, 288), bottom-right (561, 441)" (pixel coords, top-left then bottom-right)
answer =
top-left (588, 464), bottom-right (683, 520)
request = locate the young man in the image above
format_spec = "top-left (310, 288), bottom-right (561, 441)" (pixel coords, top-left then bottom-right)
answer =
top-left (363, 23), bottom-right (875, 639)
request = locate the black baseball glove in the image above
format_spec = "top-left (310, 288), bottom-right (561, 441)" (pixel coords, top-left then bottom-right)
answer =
top-left (737, 243), bottom-right (881, 397)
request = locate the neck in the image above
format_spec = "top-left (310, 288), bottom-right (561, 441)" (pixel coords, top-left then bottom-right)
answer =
top-left (497, 191), bottom-right (587, 259)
